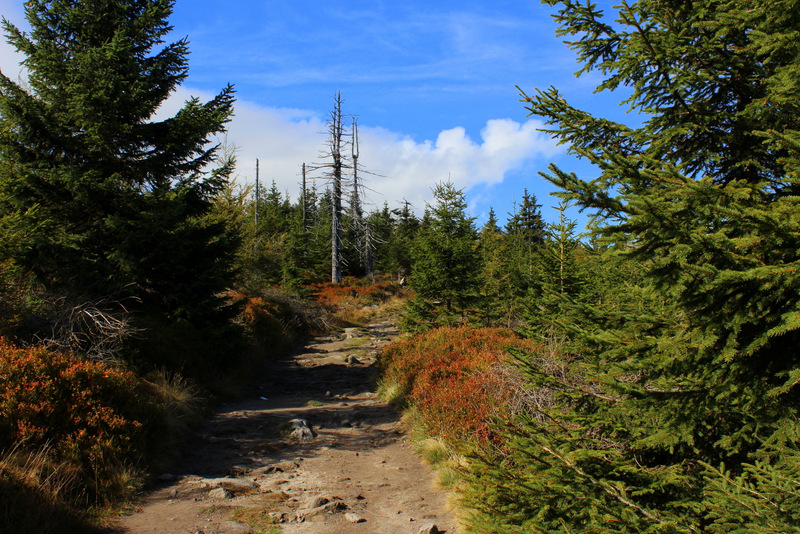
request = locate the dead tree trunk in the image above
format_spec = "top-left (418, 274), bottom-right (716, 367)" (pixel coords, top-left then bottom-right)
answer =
top-left (254, 159), bottom-right (260, 227)
top-left (301, 162), bottom-right (309, 259)
top-left (330, 93), bottom-right (345, 284)
top-left (351, 119), bottom-right (373, 276)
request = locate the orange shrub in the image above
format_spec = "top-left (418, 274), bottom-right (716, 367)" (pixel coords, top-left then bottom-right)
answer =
top-left (310, 277), bottom-right (400, 308)
top-left (379, 326), bottom-right (539, 444)
top-left (240, 295), bottom-right (288, 343)
top-left (228, 289), bottom-right (315, 348)
top-left (0, 339), bottom-right (159, 489)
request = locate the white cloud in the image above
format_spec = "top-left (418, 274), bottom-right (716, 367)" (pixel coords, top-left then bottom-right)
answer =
top-left (211, 96), bottom-right (563, 213)
top-left (1, 11), bottom-right (562, 217)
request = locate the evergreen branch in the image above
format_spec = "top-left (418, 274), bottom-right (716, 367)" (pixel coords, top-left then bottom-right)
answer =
top-left (618, 1), bottom-right (691, 115)
top-left (539, 444), bottom-right (698, 532)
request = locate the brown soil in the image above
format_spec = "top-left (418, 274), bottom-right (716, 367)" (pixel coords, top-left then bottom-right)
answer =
top-left (106, 319), bottom-right (458, 534)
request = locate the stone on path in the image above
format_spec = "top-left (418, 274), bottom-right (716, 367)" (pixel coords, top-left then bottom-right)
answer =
top-left (206, 477), bottom-right (260, 492)
top-left (417, 524), bottom-right (441, 534)
top-left (208, 487), bottom-right (233, 499)
top-left (345, 512), bottom-right (365, 523)
top-left (289, 418), bottom-right (316, 440)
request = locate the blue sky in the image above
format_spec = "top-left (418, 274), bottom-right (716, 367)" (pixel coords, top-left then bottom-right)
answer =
top-left (0, 0), bottom-right (631, 228)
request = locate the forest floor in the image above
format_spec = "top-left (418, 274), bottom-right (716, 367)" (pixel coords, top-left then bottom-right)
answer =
top-left (106, 317), bottom-right (457, 534)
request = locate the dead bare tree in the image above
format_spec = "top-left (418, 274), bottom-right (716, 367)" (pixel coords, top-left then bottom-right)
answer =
top-left (306, 92), bottom-right (351, 283)
top-left (329, 93), bottom-right (346, 283)
top-left (307, 93), bottom-right (382, 282)
top-left (350, 118), bottom-right (374, 276)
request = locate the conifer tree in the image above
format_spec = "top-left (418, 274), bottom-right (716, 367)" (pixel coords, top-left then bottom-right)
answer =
top-left (366, 202), bottom-right (395, 274)
top-left (504, 189), bottom-right (546, 299)
top-left (524, 201), bottom-right (587, 341)
top-left (405, 182), bottom-right (481, 329)
top-left (389, 200), bottom-right (419, 277)
top-left (464, 1), bottom-right (800, 532)
top-left (0, 0), bottom-right (237, 329)
top-left (505, 189), bottom-right (545, 246)
top-left (477, 208), bottom-right (519, 327)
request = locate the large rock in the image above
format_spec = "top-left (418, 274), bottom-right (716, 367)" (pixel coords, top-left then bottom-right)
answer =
top-left (295, 497), bottom-right (348, 521)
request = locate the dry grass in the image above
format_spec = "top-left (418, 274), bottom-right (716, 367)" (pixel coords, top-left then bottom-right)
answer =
top-left (141, 369), bottom-right (205, 470)
top-left (334, 294), bottom-right (408, 325)
top-left (229, 507), bottom-right (281, 533)
top-left (0, 445), bottom-right (98, 533)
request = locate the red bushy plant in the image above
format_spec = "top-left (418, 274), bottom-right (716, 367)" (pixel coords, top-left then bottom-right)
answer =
top-left (0, 339), bottom-right (160, 499)
top-left (310, 277), bottom-right (400, 308)
top-left (379, 326), bottom-right (539, 444)
top-left (228, 289), bottom-right (327, 348)
top-left (231, 291), bottom-right (291, 345)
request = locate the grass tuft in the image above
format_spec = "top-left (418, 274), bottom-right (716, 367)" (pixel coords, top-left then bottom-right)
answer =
top-left (230, 506), bottom-right (281, 533)
top-left (0, 445), bottom-right (99, 533)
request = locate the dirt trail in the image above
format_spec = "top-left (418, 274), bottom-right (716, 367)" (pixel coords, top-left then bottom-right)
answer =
top-left (108, 319), bottom-right (457, 534)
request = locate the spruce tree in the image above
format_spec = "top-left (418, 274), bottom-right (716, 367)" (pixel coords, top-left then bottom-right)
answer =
top-left (504, 189), bottom-right (546, 302)
top-left (505, 189), bottom-right (545, 246)
top-left (366, 202), bottom-right (395, 275)
top-left (477, 209), bottom-right (519, 327)
top-left (389, 200), bottom-right (419, 277)
top-left (464, 1), bottom-right (800, 532)
top-left (404, 182), bottom-right (481, 330)
top-left (524, 201), bottom-right (587, 341)
top-left (0, 2), bottom-right (237, 349)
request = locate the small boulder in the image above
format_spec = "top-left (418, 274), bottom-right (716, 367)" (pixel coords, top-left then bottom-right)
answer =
top-left (417, 524), bottom-right (441, 534)
top-left (204, 477), bottom-right (260, 494)
top-left (345, 512), bottom-right (365, 523)
top-left (289, 418), bottom-right (316, 441)
top-left (208, 487), bottom-right (233, 500)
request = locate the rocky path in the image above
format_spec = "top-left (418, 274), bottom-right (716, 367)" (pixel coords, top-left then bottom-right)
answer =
top-left (108, 320), bottom-right (457, 534)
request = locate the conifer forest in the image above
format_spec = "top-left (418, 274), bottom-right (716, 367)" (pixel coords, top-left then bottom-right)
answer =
top-left (1, 0), bottom-right (800, 532)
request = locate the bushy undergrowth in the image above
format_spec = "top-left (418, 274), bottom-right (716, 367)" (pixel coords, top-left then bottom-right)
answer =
top-left (0, 338), bottom-right (205, 531)
top-left (0, 340), bottom-right (159, 488)
top-left (378, 326), bottom-right (540, 444)
top-left (309, 276), bottom-right (409, 325)
top-left (0, 446), bottom-right (99, 533)
top-left (231, 288), bottom-right (328, 345)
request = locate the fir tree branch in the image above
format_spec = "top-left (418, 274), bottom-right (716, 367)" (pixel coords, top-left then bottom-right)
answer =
top-left (539, 445), bottom-right (699, 533)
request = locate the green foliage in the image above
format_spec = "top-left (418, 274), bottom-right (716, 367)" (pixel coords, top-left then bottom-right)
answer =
top-left (524, 201), bottom-right (590, 342)
top-left (404, 182), bottom-right (482, 330)
top-left (460, 0), bottom-right (800, 532)
top-left (702, 442), bottom-right (800, 533)
top-left (0, 0), bottom-right (239, 350)
top-left (476, 219), bottom-right (519, 327)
